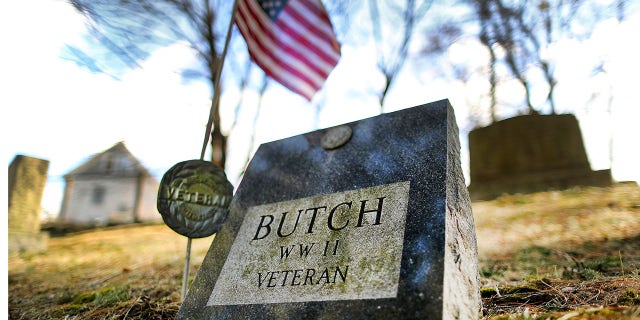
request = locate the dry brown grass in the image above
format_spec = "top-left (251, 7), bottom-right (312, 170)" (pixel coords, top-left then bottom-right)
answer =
top-left (8, 183), bottom-right (640, 319)
top-left (474, 183), bottom-right (640, 319)
top-left (9, 224), bottom-right (213, 319)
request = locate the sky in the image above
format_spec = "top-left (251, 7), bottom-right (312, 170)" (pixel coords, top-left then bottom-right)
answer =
top-left (2, 0), bottom-right (640, 221)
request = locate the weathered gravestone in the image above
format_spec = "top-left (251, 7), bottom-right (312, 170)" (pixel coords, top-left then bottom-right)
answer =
top-left (8, 155), bottom-right (50, 253)
top-left (468, 114), bottom-right (612, 200)
top-left (178, 99), bottom-right (480, 319)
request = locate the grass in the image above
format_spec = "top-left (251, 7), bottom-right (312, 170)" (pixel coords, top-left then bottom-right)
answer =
top-left (8, 183), bottom-right (640, 319)
top-left (475, 183), bottom-right (640, 319)
top-left (9, 223), bottom-right (214, 319)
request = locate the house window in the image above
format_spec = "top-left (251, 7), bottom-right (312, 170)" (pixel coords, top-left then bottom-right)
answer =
top-left (92, 186), bottom-right (105, 204)
top-left (104, 155), bottom-right (113, 174)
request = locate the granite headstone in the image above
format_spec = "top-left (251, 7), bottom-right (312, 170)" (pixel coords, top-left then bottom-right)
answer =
top-left (178, 99), bottom-right (480, 319)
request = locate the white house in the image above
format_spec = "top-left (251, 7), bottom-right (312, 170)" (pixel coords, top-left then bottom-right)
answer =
top-left (58, 142), bottom-right (161, 225)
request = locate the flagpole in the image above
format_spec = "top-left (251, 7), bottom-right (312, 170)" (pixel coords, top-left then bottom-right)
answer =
top-left (200, 0), bottom-right (241, 160)
top-left (182, 0), bottom-right (240, 303)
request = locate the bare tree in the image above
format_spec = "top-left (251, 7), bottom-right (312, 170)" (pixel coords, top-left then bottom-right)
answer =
top-left (479, 27), bottom-right (499, 123)
top-left (369, 0), bottom-right (434, 113)
top-left (421, 0), bottom-right (625, 122)
top-left (238, 73), bottom-right (269, 180)
top-left (474, 0), bottom-right (538, 114)
top-left (66, 0), bottom-right (241, 168)
top-left (468, 0), bottom-right (620, 116)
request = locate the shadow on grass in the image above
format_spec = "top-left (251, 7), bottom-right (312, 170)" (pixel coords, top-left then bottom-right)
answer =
top-left (480, 233), bottom-right (640, 319)
top-left (481, 233), bottom-right (640, 282)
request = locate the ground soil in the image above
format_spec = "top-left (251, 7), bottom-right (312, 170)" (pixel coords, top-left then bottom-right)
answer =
top-left (8, 183), bottom-right (640, 319)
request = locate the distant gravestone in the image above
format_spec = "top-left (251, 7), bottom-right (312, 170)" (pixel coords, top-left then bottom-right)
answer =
top-left (468, 114), bottom-right (611, 200)
top-left (8, 155), bottom-right (50, 253)
top-left (178, 100), bottom-right (480, 319)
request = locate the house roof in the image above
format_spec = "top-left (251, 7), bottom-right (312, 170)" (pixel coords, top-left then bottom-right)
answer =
top-left (64, 141), bottom-right (153, 179)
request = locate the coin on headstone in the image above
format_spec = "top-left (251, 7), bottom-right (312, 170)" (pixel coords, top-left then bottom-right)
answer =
top-left (321, 125), bottom-right (352, 150)
top-left (157, 160), bottom-right (234, 238)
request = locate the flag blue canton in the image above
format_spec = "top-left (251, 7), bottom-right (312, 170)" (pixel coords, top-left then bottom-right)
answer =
top-left (257, 0), bottom-right (288, 20)
top-left (235, 0), bottom-right (341, 100)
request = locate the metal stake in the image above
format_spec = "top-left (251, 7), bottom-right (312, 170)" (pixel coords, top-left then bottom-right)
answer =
top-left (181, 237), bottom-right (193, 302)
top-left (183, 0), bottom-right (240, 303)
top-left (200, 0), bottom-right (240, 160)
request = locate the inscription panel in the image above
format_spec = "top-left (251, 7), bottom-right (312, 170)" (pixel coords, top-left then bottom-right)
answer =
top-left (207, 181), bottom-right (410, 305)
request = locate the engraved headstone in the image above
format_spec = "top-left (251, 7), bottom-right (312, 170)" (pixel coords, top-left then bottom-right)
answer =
top-left (178, 100), bottom-right (480, 319)
top-left (8, 155), bottom-right (50, 253)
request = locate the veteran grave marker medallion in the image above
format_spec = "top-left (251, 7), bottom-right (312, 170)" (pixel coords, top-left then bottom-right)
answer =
top-left (157, 160), bottom-right (234, 238)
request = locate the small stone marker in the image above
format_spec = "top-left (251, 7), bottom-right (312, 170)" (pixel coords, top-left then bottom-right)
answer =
top-left (8, 155), bottom-right (50, 253)
top-left (178, 99), bottom-right (480, 319)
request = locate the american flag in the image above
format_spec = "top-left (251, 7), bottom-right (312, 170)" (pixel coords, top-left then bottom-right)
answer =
top-left (235, 0), bottom-right (341, 100)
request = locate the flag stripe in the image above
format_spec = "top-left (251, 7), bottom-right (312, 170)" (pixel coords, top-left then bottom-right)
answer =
top-left (236, 1), bottom-right (318, 98)
top-left (258, 7), bottom-right (335, 79)
top-left (235, 28), bottom-right (317, 100)
top-left (276, 5), bottom-right (340, 67)
top-left (240, 0), bottom-right (337, 81)
top-left (234, 0), bottom-right (341, 100)
top-left (284, 0), bottom-right (340, 51)
top-left (236, 1), bottom-right (322, 88)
